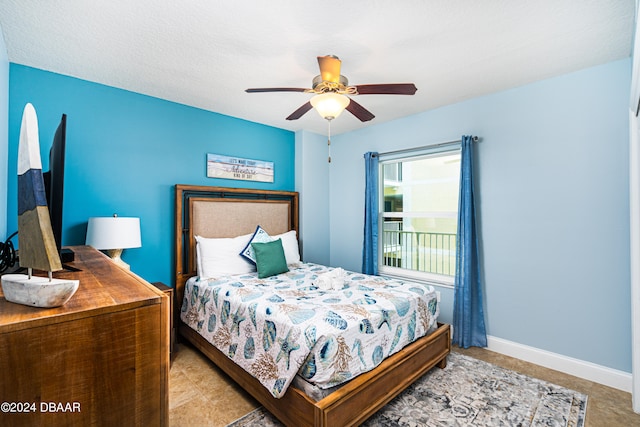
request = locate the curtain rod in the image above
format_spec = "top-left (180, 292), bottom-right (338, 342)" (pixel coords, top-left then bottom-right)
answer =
top-left (374, 136), bottom-right (479, 158)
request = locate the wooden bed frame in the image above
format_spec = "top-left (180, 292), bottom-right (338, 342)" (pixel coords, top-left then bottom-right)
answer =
top-left (174, 184), bottom-right (451, 427)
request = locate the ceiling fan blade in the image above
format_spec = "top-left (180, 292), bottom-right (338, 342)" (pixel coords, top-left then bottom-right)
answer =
top-left (317, 55), bottom-right (342, 83)
top-left (246, 87), bottom-right (309, 93)
top-left (354, 83), bottom-right (418, 95)
top-left (286, 102), bottom-right (313, 120)
top-left (346, 98), bottom-right (375, 122)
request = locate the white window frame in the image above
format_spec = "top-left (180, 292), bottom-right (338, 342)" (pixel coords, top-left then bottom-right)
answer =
top-left (377, 145), bottom-right (461, 289)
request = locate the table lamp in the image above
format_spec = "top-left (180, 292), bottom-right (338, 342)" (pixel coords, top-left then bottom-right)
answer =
top-left (86, 215), bottom-right (141, 270)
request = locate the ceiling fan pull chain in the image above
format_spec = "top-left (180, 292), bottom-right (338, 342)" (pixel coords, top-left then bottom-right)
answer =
top-left (327, 119), bottom-right (332, 163)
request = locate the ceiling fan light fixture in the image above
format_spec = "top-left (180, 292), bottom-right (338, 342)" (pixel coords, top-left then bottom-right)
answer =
top-left (310, 93), bottom-right (350, 120)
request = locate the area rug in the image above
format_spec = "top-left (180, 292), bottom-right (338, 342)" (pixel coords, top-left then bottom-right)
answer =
top-left (226, 352), bottom-right (587, 427)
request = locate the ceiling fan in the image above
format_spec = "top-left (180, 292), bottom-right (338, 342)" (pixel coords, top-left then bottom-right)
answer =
top-left (245, 55), bottom-right (418, 122)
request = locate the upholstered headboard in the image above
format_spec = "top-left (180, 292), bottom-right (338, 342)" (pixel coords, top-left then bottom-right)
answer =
top-left (174, 184), bottom-right (299, 309)
top-left (190, 198), bottom-right (292, 238)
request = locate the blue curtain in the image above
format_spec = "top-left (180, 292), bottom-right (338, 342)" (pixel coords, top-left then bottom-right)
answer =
top-left (362, 152), bottom-right (379, 275)
top-left (453, 136), bottom-right (487, 348)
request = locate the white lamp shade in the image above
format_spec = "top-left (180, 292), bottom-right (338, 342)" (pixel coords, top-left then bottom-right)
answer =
top-left (310, 93), bottom-right (350, 120)
top-left (86, 217), bottom-right (141, 250)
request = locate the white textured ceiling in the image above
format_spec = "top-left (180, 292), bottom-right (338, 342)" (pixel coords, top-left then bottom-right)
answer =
top-left (0, 0), bottom-right (635, 135)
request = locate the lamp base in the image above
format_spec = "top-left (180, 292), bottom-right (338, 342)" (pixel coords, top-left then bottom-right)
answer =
top-left (106, 249), bottom-right (131, 270)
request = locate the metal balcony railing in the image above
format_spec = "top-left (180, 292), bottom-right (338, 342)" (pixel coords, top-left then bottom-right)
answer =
top-left (382, 229), bottom-right (457, 276)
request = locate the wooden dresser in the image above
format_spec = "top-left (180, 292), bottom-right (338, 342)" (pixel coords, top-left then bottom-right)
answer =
top-left (0, 246), bottom-right (169, 426)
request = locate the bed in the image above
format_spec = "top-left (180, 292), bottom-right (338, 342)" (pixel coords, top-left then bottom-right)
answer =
top-left (174, 184), bottom-right (451, 427)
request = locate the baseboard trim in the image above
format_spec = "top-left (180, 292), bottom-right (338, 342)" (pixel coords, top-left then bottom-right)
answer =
top-left (486, 335), bottom-right (632, 393)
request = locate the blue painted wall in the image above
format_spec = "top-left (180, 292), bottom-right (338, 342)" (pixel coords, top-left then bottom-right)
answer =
top-left (0, 25), bottom-right (8, 239)
top-left (318, 59), bottom-right (631, 373)
top-left (7, 65), bottom-right (295, 285)
top-left (295, 130), bottom-right (330, 266)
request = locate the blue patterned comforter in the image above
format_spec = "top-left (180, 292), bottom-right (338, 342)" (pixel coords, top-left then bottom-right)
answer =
top-left (181, 263), bottom-right (439, 398)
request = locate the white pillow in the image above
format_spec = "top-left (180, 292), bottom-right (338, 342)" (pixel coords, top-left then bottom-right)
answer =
top-left (273, 230), bottom-right (301, 265)
top-left (195, 233), bottom-right (255, 279)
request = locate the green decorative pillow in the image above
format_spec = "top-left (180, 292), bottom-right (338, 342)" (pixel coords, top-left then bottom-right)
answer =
top-left (251, 238), bottom-right (289, 279)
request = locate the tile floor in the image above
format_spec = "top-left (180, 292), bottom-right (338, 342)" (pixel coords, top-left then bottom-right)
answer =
top-left (169, 344), bottom-right (258, 426)
top-left (169, 342), bottom-right (640, 426)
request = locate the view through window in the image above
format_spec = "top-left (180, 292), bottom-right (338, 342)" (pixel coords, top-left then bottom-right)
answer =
top-left (380, 149), bottom-right (461, 284)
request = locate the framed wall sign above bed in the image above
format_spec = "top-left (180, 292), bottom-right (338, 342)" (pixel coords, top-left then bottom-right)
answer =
top-left (206, 154), bottom-right (274, 182)
top-left (173, 184), bottom-right (450, 427)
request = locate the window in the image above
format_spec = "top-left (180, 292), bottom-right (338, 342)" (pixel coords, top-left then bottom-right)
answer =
top-left (379, 148), bottom-right (461, 285)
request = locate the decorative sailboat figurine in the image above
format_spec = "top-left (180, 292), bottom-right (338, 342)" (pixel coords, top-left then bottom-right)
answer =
top-left (1, 103), bottom-right (79, 308)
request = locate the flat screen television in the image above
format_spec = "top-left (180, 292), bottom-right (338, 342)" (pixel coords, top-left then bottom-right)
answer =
top-left (43, 113), bottom-right (74, 263)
